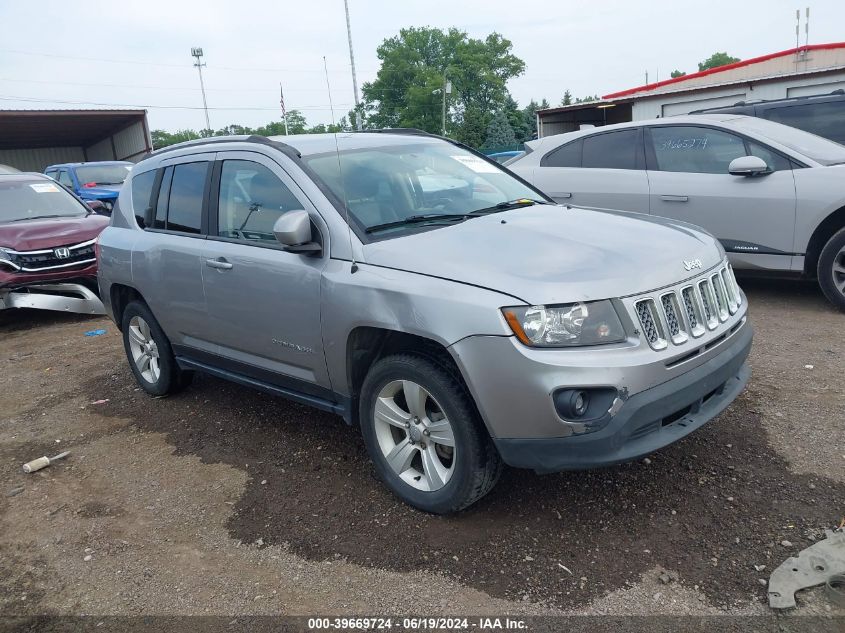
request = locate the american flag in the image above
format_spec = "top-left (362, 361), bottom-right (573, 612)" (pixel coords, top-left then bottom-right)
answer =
top-left (279, 84), bottom-right (286, 117)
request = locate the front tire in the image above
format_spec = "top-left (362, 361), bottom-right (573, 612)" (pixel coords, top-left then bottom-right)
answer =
top-left (121, 301), bottom-right (192, 396)
top-left (817, 227), bottom-right (845, 311)
top-left (359, 354), bottom-right (502, 514)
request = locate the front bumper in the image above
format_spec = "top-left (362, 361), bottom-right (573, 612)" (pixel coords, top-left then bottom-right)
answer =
top-left (451, 314), bottom-right (752, 472)
top-left (0, 279), bottom-right (104, 314)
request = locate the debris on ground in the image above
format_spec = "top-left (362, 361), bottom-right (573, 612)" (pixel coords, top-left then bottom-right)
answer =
top-left (22, 451), bottom-right (70, 473)
top-left (84, 329), bottom-right (107, 337)
top-left (768, 530), bottom-right (845, 609)
top-left (91, 399), bottom-right (110, 405)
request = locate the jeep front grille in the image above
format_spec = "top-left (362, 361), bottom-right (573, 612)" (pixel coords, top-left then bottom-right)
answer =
top-left (634, 263), bottom-right (741, 351)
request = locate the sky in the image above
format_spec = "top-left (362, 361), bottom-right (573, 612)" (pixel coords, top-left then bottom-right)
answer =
top-left (0, 0), bottom-right (843, 132)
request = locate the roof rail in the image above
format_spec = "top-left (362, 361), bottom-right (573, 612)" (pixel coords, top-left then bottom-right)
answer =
top-left (361, 127), bottom-right (433, 136)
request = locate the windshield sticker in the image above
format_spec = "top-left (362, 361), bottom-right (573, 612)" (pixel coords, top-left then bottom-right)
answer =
top-left (450, 155), bottom-right (499, 173)
top-left (29, 183), bottom-right (61, 193)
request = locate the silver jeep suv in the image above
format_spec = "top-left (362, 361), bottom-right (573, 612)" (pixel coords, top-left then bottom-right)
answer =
top-left (97, 131), bottom-right (752, 513)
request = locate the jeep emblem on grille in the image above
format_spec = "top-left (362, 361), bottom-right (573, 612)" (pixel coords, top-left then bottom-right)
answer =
top-left (683, 259), bottom-right (702, 271)
top-left (54, 247), bottom-right (71, 259)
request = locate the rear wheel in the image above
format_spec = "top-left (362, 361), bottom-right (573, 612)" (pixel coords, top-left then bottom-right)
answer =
top-left (359, 354), bottom-right (501, 514)
top-left (817, 227), bottom-right (845, 311)
top-left (121, 301), bottom-right (192, 396)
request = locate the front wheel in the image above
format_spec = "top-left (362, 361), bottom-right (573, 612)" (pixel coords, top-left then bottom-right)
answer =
top-left (817, 227), bottom-right (845, 311)
top-left (359, 354), bottom-right (502, 514)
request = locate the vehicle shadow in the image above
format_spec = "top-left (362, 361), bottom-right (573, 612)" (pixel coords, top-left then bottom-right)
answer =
top-left (83, 358), bottom-right (843, 610)
top-left (0, 308), bottom-right (104, 333)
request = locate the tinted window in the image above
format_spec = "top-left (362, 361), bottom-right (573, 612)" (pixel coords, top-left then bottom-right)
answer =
top-left (542, 139), bottom-right (582, 167)
top-left (582, 129), bottom-right (639, 169)
top-left (166, 162), bottom-right (208, 234)
top-left (762, 101), bottom-right (845, 144)
top-left (131, 170), bottom-right (157, 228)
top-left (153, 167), bottom-right (172, 229)
top-left (650, 126), bottom-right (746, 174)
top-left (217, 161), bottom-right (303, 242)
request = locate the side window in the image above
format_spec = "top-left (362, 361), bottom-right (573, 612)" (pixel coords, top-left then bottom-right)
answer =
top-left (154, 167), bottom-right (172, 229)
top-left (582, 129), bottom-right (639, 169)
top-left (762, 101), bottom-right (845, 143)
top-left (130, 170), bottom-right (157, 228)
top-left (216, 160), bottom-right (303, 242)
top-left (57, 170), bottom-right (74, 187)
top-left (748, 142), bottom-right (791, 172)
top-left (165, 162), bottom-right (208, 234)
top-left (649, 126), bottom-right (746, 174)
top-left (542, 138), bottom-right (582, 168)
top-left (45, 169), bottom-right (58, 180)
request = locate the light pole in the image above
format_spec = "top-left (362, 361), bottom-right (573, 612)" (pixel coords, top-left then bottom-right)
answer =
top-left (441, 74), bottom-right (452, 136)
top-left (343, 0), bottom-right (363, 131)
top-left (191, 47), bottom-right (211, 133)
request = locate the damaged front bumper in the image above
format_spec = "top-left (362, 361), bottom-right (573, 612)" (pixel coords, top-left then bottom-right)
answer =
top-left (0, 283), bottom-right (104, 314)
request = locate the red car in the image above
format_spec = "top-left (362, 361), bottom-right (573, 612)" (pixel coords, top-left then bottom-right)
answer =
top-left (0, 172), bottom-right (109, 314)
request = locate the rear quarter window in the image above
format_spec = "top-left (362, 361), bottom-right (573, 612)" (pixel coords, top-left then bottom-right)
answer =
top-left (130, 170), bottom-right (157, 228)
top-left (541, 139), bottom-right (582, 167)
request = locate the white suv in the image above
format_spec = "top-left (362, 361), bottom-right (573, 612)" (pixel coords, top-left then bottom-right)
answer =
top-left (508, 114), bottom-right (845, 310)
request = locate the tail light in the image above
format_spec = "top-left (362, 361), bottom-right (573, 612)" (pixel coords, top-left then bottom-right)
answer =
top-left (83, 182), bottom-right (97, 188)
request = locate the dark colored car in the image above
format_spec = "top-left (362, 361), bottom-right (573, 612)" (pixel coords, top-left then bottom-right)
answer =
top-left (690, 90), bottom-right (845, 145)
top-left (44, 161), bottom-right (132, 214)
top-left (0, 173), bottom-right (107, 314)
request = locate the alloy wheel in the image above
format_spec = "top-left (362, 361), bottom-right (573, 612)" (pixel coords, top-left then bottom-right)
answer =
top-left (127, 315), bottom-right (161, 384)
top-left (372, 380), bottom-right (456, 492)
top-left (833, 245), bottom-right (845, 297)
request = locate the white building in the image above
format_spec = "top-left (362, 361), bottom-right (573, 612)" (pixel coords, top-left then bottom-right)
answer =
top-left (537, 42), bottom-right (845, 137)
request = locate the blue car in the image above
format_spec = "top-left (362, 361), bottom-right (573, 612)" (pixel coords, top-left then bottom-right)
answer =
top-left (44, 161), bottom-right (132, 214)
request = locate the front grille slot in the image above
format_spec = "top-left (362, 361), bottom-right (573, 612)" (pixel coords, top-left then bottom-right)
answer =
top-left (635, 299), bottom-right (667, 350)
top-left (711, 274), bottom-right (730, 321)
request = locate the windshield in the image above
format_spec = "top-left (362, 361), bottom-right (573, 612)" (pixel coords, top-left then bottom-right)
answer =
top-left (0, 179), bottom-right (87, 223)
top-left (303, 141), bottom-right (546, 236)
top-left (729, 116), bottom-right (845, 165)
top-left (74, 164), bottom-right (131, 186)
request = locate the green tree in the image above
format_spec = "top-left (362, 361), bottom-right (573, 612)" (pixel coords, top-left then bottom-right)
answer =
top-left (150, 128), bottom-right (202, 149)
top-left (670, 69), bottom-right (686, 78)
top-left (574, 94), bottom-right (600, 104)
top-left (483, 111), bottom-right (517, 149)
top-left (362, 26), bottom-right (525, 147)
top-left (560, 90), bottom-right (573, 106)
top-left (698, 52), bottom-right (740, 72)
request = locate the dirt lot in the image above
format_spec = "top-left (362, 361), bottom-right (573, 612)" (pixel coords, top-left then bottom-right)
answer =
top-left (1, 277), bottom-right (843, 618)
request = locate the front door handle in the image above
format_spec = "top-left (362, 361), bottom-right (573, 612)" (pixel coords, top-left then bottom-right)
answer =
top-left (205, 257), bottom-right (233, 270)
top-left (660, 195), bottom-right (689, 202)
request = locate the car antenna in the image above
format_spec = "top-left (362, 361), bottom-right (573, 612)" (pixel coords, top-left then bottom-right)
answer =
top-left (332, 132), bottom-right (357, 273)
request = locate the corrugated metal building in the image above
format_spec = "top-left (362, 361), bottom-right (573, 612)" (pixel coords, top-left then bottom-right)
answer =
top-left (537, 42), bottom-right (845, 137)
top-left (0, 109), bottom-right (151, 172)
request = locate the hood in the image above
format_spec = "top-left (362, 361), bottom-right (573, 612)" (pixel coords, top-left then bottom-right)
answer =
top-left (0, 214), bottom-right (109, 251)
top-left (79, 185), bottom-right (122, 198)
top-left (362, 205), bottom-right (723, 305)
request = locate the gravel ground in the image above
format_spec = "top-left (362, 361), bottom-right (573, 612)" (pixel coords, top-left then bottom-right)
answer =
top-left (0, 277), bottom-right (843, 619)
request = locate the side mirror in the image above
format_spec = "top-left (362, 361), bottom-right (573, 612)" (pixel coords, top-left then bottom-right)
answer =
top-left (86, 199), bottom-right (108, 214)
top-left (273, 210), bottom-right (322, 254)
top-left (729, 155), bottom-right (770, 177)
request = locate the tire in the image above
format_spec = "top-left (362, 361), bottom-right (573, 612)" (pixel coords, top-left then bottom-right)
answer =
top-left (121, 301), bottom-right (193, 396)
top-left (359, 354), bottom-right (502, 514)
top-left (817, 227), bottom-right (845, 311)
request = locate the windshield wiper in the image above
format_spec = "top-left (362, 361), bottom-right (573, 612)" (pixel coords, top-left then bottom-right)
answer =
top-left (365, 213), bottom-right (474, 234)
top-left (467, 198), bottom-right (546, 216)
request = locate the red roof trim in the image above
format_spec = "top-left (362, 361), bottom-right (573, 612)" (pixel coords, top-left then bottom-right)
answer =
top-left (602, 42), bottom-right (845, 100)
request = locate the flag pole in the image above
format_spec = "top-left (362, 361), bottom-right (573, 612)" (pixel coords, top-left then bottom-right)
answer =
top-left (280, 83), bottom-right (289, 135)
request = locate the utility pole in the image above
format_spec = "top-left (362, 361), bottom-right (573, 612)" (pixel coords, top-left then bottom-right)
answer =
top-left (191, 48), bottom-right (211, 133)
top-left (441, 73), bottom-right (451, 136)
top-left (343, 0), bottom-right (363, 131)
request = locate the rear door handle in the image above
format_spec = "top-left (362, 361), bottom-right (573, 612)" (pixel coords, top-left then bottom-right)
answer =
top-left (660, 195), bottom-right (689, 202)
top-left (205, 257), bottom-right (233, 270)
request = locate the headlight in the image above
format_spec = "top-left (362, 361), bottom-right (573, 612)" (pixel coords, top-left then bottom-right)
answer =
top-left (502, 300), bottom-right (627, 347)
